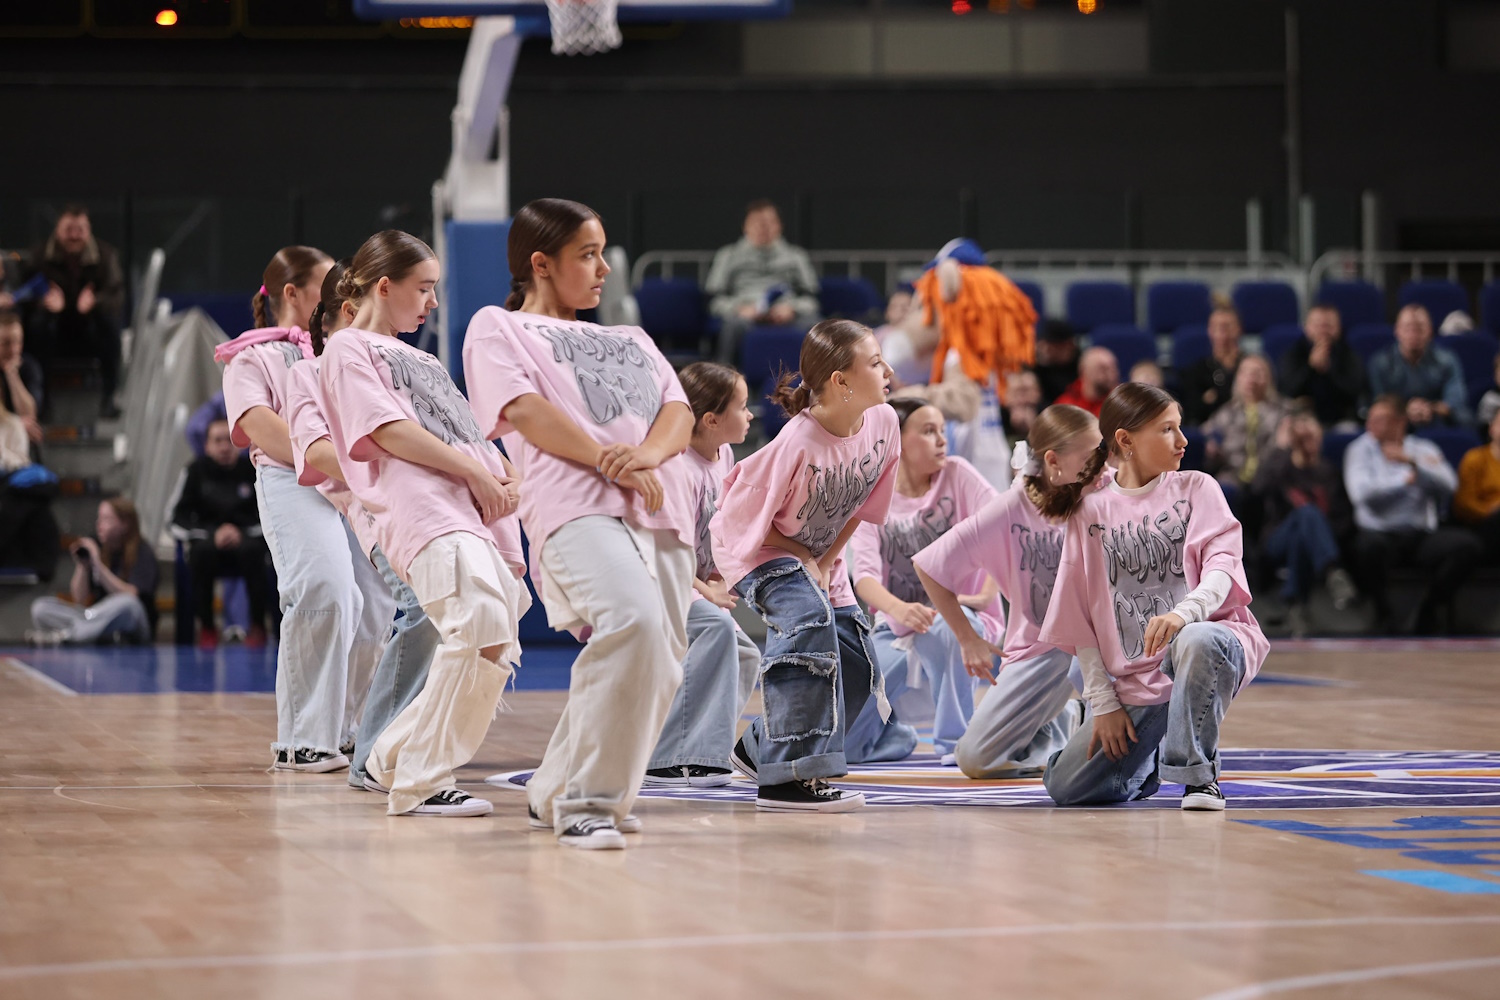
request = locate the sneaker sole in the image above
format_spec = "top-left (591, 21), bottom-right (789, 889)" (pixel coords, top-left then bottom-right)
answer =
top-left (363, 776), bottom-right (391, 794)
top-left (274, 753), bottom-right (351, 774)
top-left (755, 790), bottom-right (866, 813)
top-left (641, 775), bottom-right (692, 788)
top-left (558, 831), bottom-right (627, 850)
top-left (407, 801), bottom-right (494, 817)
top-left (534, 815), bottom-right (642, 833)
top-left (1181, 794), bottom-right (1227, 811)
top-left (729, 745), bottom-right (757, 780)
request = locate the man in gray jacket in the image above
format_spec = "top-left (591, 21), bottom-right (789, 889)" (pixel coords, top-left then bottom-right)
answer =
top-left (706, 199), bottom-right (820, 361)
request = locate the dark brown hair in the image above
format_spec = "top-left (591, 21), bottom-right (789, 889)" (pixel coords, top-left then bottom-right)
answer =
top-left (337, 231), bottom-right (436, 306)
top-left (0, 307), bottom-right (20, 329)
top-left (1024, 404), bottom-right (1100, 517)
top-left (888, 396), bottom-right (931, 429)
top-left (770, 319), bottom-right (874, 418)
top-left (59, 202), bottom-right (89, 219)
top-left (678, 361), bottom-right (744, 424)
top-left (1041, 383), bottom-right (1180, 520)
top-left (253, 245), bottom-right (332, 330)
top-left (1369, 392), bottom-right (1407, 418)
top-left (504, 198), bottom-right (602, 311)
top-left (101, 496), bottom-right (142, 579)
top-left (308, 258), bottom-right (352, 356)
top-left (745, 198), bottom-right (778, 218)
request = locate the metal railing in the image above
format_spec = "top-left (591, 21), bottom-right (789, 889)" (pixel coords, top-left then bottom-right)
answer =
top-left (1310, 250), bottom-right (1500, 293)
top-left (632, 249), bottom-right (937, 295)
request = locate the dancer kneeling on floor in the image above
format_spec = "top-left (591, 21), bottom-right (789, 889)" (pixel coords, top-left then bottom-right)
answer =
top-left (843, 397), bottom-right (1001, 763)
top-left (318, 230), bottom-right (530, 819)
top-left (713, 319), bottom-right (900, 813)
top-left (642, 362), bottom-right (762, 789)
top-left (1038, 383), bottom-right (1269, 810)
top-left (911, 404), bottom-right (1101, 778)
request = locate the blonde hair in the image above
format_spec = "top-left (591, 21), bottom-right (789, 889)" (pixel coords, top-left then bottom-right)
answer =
top-left (1026, 405), bottom-right (1102, 518)
top-left (1041, 383), bottom-right (1179, 519)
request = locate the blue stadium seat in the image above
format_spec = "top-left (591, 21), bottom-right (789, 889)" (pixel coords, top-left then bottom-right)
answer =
top-left (1171, 324), bottom-right (1211, 370)
top-left (818, 276), bottom-right (881, 322)
top-left (1322, 429), bottom-right (1361, 468)
top-left (741, 325), bottom-right (806, 437)
top-left (167, 293), bottom-right (255, 339)
top-left (1316, 280), bottom-right (1385, 328)
top-left (1147, 281), bottom-right (1212, 333)
top-left (1180, 426), bottom-right (1206, 472)
top-left (1065, 281), bottom-right (1134, 332)
top-left (1398, 279), bottom-right (1470, 326)
top-left (634, 277), bottom-right (706, 350)
top-left (1413, 424), bottom-right (1481, 471)
top-left (1015, 280), bottom-right (1046, 322)
top-left (1231, 281), bottom-right (1300, 333)
top-left (1481, 281), bottom-right (1500, 339)
top-left (1438, 332), bottom-right (1500, 399)
top-left (1347, 323), bottom-right (1395, 364)
top-left (1260, 323), bottom-right (1306, 365)
top-left (1087, 324), bottom-right (1155, 373)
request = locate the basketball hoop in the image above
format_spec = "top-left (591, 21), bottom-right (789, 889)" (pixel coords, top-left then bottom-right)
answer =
top-left (545, 0), bottom-right (622, 55)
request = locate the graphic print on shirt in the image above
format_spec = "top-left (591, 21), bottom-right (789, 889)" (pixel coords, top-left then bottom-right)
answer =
top-left (790, 439), bottom-right (890, 558)
top-left (273, 342), bottom-right (304, 369)
top-left (1088, 500), bottom-right (1193, 659)
top-left (530, 321), bottom-right (662, 426)
top-left (373, 344), bottom-right (484, 446)
top-left (879, 497), bottom-right (956, 603)
top-left (1011, 522), bottom-right (1063, 624)
top-left (695, 478), bottom-right (720, 580)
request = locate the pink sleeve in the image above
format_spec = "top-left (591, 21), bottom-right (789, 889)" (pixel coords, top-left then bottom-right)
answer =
top-left (956, 459), bottom-right (1001, 516)
top-left (321, 344), bottom-right (410, 464)
top-left (1036, 518), bottom-right (1099, 657)
top-left (852, 410), bottom-right (902, 525)
top-left (913, 496), bottom-right (1004, 597)
top-left (708, 455), bottom-right (793, 582)
top-left (847, 519), bottom-right (885, 588)
top-left (1186, 473), bottom-right (1254, 611)
top-left (222, 353), bottom-right (274, 450)
top-left (462, 308), bottom-right (538, 440)
top-left (285, 368), bottom-right (330, 487)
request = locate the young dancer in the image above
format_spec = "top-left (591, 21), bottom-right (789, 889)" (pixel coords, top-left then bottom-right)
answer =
top-left (712, 318), bottom-right (899, 812)
top-left (1039, 382), bottom-right (1269, 809)
top-left (286, 261), bottom-right (440, 794)
top-left (912, 405), bottom-right (1099, 779)
top-left (643, 361), bottom-right (763, 787)
top-left (318, 230), bottom-right (530, 818)
top-left (220, 245), bottom-right (383, 772)
top-left (462, 198), bottom-right (697, 849)
top-left (843, 397), bottom-right (1000, 763)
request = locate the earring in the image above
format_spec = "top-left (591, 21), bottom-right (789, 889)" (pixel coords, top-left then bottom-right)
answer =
top-left (843, 387), bottom-right (853, 402)
top-left (1127, 451), bottom-right (1134, 460)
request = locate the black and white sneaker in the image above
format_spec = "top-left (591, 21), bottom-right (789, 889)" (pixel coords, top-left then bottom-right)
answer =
top-left (729, 736), bottom-right (758, 780)
top-left (557, 816), bottom-right (626, 850)
top-left (362, 774), bottom-right (391, 794)
top-left (642, 765), bottom-right (733, 788)
top-left (407, 788), bottom-right (493, 817)
top-left (530, 807), bottom-right (641, 833)
top-left (273, 748), bottom-right (350, 773)
top-left (756, 779), bottom-right (865, 813)
top-left (1182, 781), bottom-right (1226, 811)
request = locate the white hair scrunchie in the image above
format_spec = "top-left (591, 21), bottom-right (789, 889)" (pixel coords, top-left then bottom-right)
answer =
top-left (1011, 440), bottom-right (1042, 478)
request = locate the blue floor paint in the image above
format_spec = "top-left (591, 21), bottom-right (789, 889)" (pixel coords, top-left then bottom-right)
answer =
top-left (1362, 870), bottom-right (1500, 894)
top-left (0, 644), bottom-right (581, 694)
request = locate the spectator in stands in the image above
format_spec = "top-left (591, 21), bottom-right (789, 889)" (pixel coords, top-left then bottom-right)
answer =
top-left (1344, 394), bottom-right (1482, 634)
top-left (0, 309), bottom-right (43, 456)
top-left (1475, 352), bottom-right (1500, 433)
top-left (1179, 305), bottom-right (1243, 426)
top-left (1052, 345), bottom-right (1119, 418)
top-left (1033, 320), bottom-right (1078, 405)
top-left (0, 328), bottom-right (59, 582)
top-left (1128, 359), bottom-right (1165, 388)
top-left (705, 199), bottom-right (820, 362)
top-left (1251, 406), bottom-right (1358, 635)
top-left (1279, 304), bottom-right (1365, 427)
top-left (185, 391), bottom-right (228, 457)
top-left (23, 205), bottom-right (126, 419)
top-left (1203, 354), bottom-right (1288, 495)
top-left (29, 497), bottom-right (157, 645)
top-left (1454, 407), bottom-right (1500, 561)
top-left (1367, 304), bottom-right (1471, 427)
top-left (1001, 368), bottom-right (1042, 437)
top-left (172, 418), bottom-right (267, 649)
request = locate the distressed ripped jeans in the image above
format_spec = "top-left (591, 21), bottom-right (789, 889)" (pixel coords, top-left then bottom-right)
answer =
top-left (736, 558), bottom-right (885, 786)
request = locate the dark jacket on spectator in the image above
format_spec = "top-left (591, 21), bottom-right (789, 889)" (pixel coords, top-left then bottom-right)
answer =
top-left (1251, 446), bottom-right (1354, 541)
top-left (1035, 360), bottom-right (1078, 407)
top-left (172, 454), bottom-right (260, 537)
top-left (25, 235), bottom-right (125, 323)
top-left (1179, 355), bottom-right (1239, 426)
top-left (1278, 338), bottom-right (1366, 426)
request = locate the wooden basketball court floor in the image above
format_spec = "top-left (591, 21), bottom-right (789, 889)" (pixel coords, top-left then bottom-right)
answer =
top-left (2, 640), bottom-right (1500, 1000)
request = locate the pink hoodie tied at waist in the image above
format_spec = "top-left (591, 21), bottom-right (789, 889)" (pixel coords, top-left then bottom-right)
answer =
top-left (213, 326), bottom-right (314, 364)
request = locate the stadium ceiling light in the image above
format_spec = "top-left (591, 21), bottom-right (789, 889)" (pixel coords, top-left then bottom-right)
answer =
top-left (155, 9), bottom-right (178, 26)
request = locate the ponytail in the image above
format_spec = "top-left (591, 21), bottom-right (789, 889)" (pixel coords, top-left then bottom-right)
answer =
top-left (254, 246), bottom-right (331, 331)
top-left (251, 288), bottom-right (271, 328)
top-left (1032, 440), bottom-right (1108, 520)
top-left (1034, 383), bottom-right (1180, 520)
top-left (309, 258), bottom-right (352, 357)
top-left (1018, 403), bottom-right (1104, 520)
top-left (770, 369), bottom-right (813, 418)
top-left (770, 318), bottom-right (872, 419)
top-left (504, 278), bottom-right (526, 312)
top-left (308, 303), bottom-right (328, 356)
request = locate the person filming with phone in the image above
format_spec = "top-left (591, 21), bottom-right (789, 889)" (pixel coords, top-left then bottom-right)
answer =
top-left (29, 497), bottom-right (157, 645)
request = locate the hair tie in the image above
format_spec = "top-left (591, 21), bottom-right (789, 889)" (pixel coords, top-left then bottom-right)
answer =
top-left (258, 285), bottom-right (267, 296)
top-left (1010, 440), bottom-right (1041, 477)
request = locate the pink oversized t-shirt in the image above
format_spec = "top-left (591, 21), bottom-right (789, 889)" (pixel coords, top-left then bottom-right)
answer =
top-left (222, 332), bottom-right (308, 471)
top-left (1038, 470), bottom-right (1268, 706)
top-left (461, 307), bottom-right (698, 562)
top-left (849, 456), bottom-right (1001, 636)
top-left (317, 328), bottom-right (524, 579)
top-left (687, 443), bottom-right (736, 584)
top-left (284, 358), bottom-right (375, 557)
top-left (711, 405), bottom-right (901, 609)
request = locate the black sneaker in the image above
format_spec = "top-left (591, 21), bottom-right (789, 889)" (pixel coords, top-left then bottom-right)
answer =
top-left (1182, 781), bottom-right (1226, 811)
top-left (408, 788), bottom-right (492, 817)
top-left (558, 816), bottom-right (626, 850)
top-left (642, 765), bottom-right (733, 788)
top-left (273, 748), bottom-right (350, 773)
top-left (531, 807), bottom-right (641, 833)
top-left (756, 778), bottom-right (865, 813)
top-left (729, 736), bottom-right (758, 780)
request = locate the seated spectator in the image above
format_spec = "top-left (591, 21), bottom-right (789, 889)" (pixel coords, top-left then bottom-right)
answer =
top-left (1343, 395), bottom-right (1482, 634)
top-left (0, 309), bottom-right (43, 459)
top-left (1454, 407), bottom-right (1500, 560)
top-left (705, 199), bottom-right (819, 362)
top-left (1475, 352), bottom-right (1500, 433)
top-left (1002, 369), bottom-right (1042, 437)
top-left (1202, 354), bottom-right (1288, 494)
top-left (1053, 345), bottom-right (1119, 417)
top-left (1033, 319), bottom-right (1078, 405)
top-left (1179, 304), bottom-right (1244, 425)
top-left (1367, 304), bottom-right (1471, 426)
top-left (1278, 303), bottom-right (1365, 427)
top-left (172, 418), bottom-right (267, 648)
top-left (30, 497), bottom-right (158, 645)
top-left (0, 382), bottom-right (60, 582)
top-left (1251, 406), bottom-right (1358, 635)
top-left (1129, 359), bottom-right (1165, 388)
top-left (23, 205), bottom-right (125, 419)
top-left (185, 391), bottom-right (228, 457)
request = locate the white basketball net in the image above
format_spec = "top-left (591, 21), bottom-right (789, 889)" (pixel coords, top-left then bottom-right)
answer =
top-left (545, 0), bottom-right (623, 56)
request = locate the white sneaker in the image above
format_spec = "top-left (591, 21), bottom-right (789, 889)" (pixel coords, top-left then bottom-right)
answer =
top-left (558, 817), bottom-right (626, 850)
top-left (1325, 567), bottom-right (1358, 611)
top-left (24, 628), bottom-right (67, 647)
top-left (939, 753), bottom-right (957, 767)
top-left (1182, 781), bottom-right (1227, 811)
top-left (273, 748), bottom-right (350, 773)
top-left (530, 807), bottom-right (640, 833)
top-left (406, 789), bottom-right (492, 817)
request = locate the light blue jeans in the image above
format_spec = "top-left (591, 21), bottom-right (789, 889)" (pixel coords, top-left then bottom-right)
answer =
top-left (648, 599), bottom-right (761, 772)
top-left (348, 546), bottom-right (441, 788)
top-left (1043, 621), bottom-right (1248, 805)
top-left (31, 593), bottom-right (150, 644)
top-left (954, 647), bottom-right (1083, 778)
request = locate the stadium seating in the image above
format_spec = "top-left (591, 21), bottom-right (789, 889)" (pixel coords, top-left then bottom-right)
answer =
top-left (635, 276), bottom-right (706, 350)
top-left (1171, 324), bottom-right (1211, 370)
top-left (1413, 423), bottom-right (1482, 470)
top-left (1087, 323), bottom-right (1155, 373)
top-left (740, 324), bottom-right (806, 437)
top-left (1260, 322), bottom-right (1306, 365)
top-left (1438, 332), bottom-right (1500, 405)
top-left (1481, 281), bottom-right (1500, 338)
top-left (1322, 429), bottom-right (1361, 467)
top-left (1231, 281), bottom-right (1300, 333)
top-left (1014, 280), bottom-right (1046, 322)
top-left (1316, 280), bottom-right (1385, 328)
top-left (1065, 281), bottom-right (1134, 333)
top-left (1347, 323), bottom-right (1396, 364)
top-left (818, 276), bottom-right (881, 322)
top-left (1146, 281), bottom-right (1212, 333)
top-left (1398, 278), bottom-right (1470, 326)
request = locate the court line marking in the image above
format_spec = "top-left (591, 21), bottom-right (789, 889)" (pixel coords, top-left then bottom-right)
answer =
top-left (1197, 954), bottom-right (1500, 999)
top-left (3, 915), bottom-right (1499, 981)
top-left (0, 656), bottom-right (78, 697)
